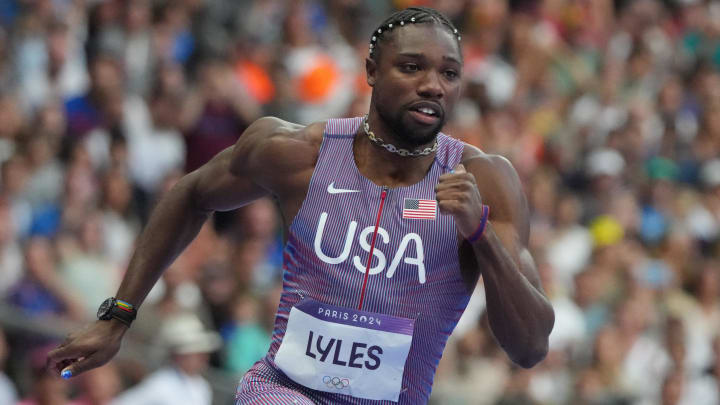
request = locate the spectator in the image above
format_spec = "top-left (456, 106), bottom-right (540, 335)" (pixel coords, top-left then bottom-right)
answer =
top-left (122, 0), bottom-right (153, 96)
top-left (0, 328), bottom-right (17, 404)
top-left (110, 313), bottom-right (221, 405)
top-left (127, 72), bottom-right (186, 195)
top-left (59, 214), bottom-right (122, 319)
top-left (8, 236), bottom-right (83, 320)
top-left (73, 364), bottom-right (121, 405)
top-left (99, 168), bottom-right (139, 268)
top-left (180, 58), bottom-right (259, 172)
top-left (15, 18), bottom-right (88, 111)
top-left (0, 197), bottom-right (23, 299)
top-left (0, 94), bottom-right (26, 168)
top-left (222, 293), bottom-right (270, 375)
top-left (1, 1), bottom-right (720, 403)
top-left (1, 153), bottom-right (32, 241)
top-left (685, 336), bottom-right (720, 405)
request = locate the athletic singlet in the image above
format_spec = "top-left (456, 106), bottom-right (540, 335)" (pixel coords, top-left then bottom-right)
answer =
top-left (261, 117), bottom-right (472, 404)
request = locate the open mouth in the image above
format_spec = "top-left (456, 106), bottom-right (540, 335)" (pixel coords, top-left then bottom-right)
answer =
top-left (415, 106), bottom-right (437, 116)
top-left (409, 104), bottom-right (441, 124)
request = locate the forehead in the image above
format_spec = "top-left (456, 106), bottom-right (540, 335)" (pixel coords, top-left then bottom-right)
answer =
top-left (383, 24), bottom-right (461, 62)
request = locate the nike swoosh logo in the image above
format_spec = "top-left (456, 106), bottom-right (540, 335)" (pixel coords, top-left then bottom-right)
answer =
top-left (327, 182), bottom-right (360, 194)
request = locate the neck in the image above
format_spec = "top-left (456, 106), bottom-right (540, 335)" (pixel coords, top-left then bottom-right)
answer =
top-left (366, 109), bottom-right (437, 152)
top-left (353, 111), bottom-right (438, 188)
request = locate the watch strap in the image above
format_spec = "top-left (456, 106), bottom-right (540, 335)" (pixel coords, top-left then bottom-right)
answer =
top-left (108, 299), bottom-right (136, 327)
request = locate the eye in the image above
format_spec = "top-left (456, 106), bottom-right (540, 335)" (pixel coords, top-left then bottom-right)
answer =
top-left (444, 69), bottom-right (459, 80)
top-left (400, 63), bottom-right (419, 72)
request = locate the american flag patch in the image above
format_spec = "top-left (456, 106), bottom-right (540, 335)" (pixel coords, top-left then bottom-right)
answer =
top-left (403, 198), bottom-right (437, 220)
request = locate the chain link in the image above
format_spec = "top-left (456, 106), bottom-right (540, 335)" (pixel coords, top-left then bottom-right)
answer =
top-left (362, 116), bottom-right (437, 157)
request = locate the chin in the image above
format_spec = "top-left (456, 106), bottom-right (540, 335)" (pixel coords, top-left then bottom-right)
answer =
top-left (398, 117), bottom-right (444, 146)
top-left (403, 130), bottom-right (439, 147)
top-left (376, 107), bottom-right (443, 147)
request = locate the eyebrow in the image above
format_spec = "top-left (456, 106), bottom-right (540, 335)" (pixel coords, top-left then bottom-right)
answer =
top-left (396, 52), bottom-right (462, 65)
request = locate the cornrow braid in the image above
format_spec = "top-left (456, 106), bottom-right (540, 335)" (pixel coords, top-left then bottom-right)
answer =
top-left (368, 7), bottom-right (461, 61)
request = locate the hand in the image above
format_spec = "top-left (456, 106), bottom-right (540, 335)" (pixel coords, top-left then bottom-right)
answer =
top-left (435, 163), bottom-right (486, 239)
top-left (47, 320), bottom-right (128, 379)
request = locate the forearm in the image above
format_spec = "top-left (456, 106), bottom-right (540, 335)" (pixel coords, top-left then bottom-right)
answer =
top-left (473, 224), bottom-right (554, 368)
top-left (115, 174), bottom-right (210, 308)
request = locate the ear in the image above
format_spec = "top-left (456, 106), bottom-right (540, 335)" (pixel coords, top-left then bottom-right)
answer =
top-left (366, 57), bottom-right (377, 87)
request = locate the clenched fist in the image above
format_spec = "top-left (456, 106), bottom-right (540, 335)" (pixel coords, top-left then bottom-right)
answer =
top-left (435, 163), bottom-right (488, 239)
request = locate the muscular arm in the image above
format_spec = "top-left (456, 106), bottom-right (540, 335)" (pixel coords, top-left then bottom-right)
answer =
top-left (466, 153), bottom-right (554, 368)
top-left (436, 148), bottom-right (554, 368)
top-left (117, 116), bottom-right (312, 307)
top-left (115, 147), bottom-right (266, 308)
top-left (47, 116), bottom-right (305, 377)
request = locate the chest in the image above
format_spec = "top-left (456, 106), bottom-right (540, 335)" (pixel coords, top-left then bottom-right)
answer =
top-left (297, 177), bottom-right (462, 285)
top-left (277, 174), bottom-right (479, 292)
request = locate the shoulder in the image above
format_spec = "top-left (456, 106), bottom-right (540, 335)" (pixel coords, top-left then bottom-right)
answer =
top-left (460, 144), bottom-right (529, 236)
top-left (230, 117), bottom-right (326, 174)
top-left (460, 144), bottom-right (522, 189)
top-left (235, 116), bottom-right (324, 149)
top-left (229, 117), bottom-right (328, 194)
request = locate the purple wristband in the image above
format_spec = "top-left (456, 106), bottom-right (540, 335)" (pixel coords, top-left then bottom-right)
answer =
top-left (467, 205), bottom-right (490, 243)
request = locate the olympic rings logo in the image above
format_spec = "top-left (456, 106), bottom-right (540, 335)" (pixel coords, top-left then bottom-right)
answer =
top-left (322, 376), bottom-right (350, 389)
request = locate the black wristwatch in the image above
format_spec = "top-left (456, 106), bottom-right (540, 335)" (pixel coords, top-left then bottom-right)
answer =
top-left (97, 297), bottom-right (137, 327)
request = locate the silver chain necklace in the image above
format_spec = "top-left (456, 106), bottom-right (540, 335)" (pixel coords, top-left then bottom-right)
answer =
top-left (362, 115), bottom-right (437, 157)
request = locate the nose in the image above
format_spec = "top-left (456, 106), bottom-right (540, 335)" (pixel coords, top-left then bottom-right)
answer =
top-left (417, 70), bottom-right (444, 99)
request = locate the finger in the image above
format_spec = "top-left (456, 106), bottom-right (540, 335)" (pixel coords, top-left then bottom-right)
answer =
top-left (46, 353), bottom-right (71, 375)
top-left (438, 200), bottom-right (462, 215)
top-left (435, 190), bottom-right (468, 203)
top-left (54, 333), bottom-right (77, 350)
top-left (51, 359), bottom-right (77, 377)
top-left (59, 359), bottom-right (75, 373)
top-left (438, 172), bottom-right (460, 182)
top-left (453, 163), bottom-right (466, 173)
top-left (438, 171), bottom-right (475, 183)
top-left (48, 342), bottom-right (85, 365)
top-left (47, 341), bottom-right (92, 376)
top-left (435, 179), bottom-right (473, 192)
top-left (60, 352), bottom-right (106, 379)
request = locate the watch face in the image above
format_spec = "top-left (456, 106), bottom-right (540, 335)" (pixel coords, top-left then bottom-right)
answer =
top-left (97, 298), bottom-right (114, 320)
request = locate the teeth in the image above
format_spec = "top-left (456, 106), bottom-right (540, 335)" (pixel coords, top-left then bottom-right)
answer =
top-left (418, 107), bottom-right (435, 115)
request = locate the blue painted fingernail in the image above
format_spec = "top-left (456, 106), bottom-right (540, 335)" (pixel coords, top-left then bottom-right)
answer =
top-left (61, 370), bottom-right (72, 379)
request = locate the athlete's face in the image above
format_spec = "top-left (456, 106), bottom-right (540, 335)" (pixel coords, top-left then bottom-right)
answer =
top-left (367, 24), bottom-right (462, 146)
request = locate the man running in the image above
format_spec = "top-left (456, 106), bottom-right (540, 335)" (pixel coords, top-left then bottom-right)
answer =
top-left (48, 7), bottom-right (554, 404)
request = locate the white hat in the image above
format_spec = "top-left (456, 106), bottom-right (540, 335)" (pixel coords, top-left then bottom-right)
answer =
top-left (159, 313), bottom-right (222, 355)
top-left (586, 148), bottom-right (626, 177)
top-left (700, 159), bottom-right (720, 189)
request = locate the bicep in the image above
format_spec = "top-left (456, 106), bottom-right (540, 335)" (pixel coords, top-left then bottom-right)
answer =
top-left (189, 116), bottom-right (309, 212)
top-left (190, 145), bottom-right (268, 213)
top-left (466, 153), bottom-right (542, 290)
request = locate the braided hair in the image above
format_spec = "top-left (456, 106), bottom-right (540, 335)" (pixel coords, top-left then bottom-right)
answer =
top-left (368, 7), bottom-right (461, 62)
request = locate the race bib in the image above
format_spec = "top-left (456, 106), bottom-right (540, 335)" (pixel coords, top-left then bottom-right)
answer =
top-left (274, 299), bottom-right (414, 402)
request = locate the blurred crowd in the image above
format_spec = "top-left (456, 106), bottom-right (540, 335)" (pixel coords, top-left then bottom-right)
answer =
top-left (0, 0), bottom-right (719, 404)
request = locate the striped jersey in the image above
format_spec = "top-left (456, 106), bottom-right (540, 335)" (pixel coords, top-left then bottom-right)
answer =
top-left (262, 117), bottom-right (473, 404)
